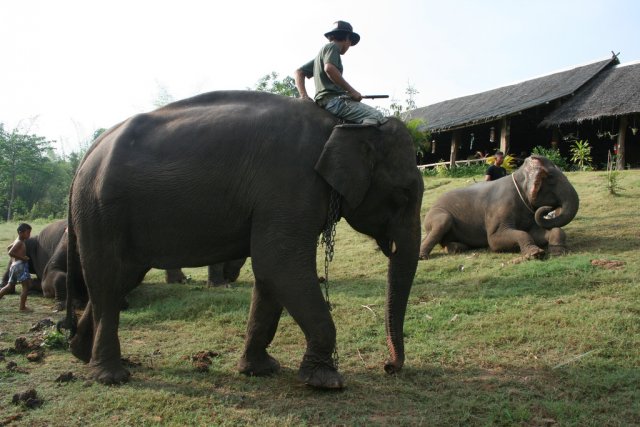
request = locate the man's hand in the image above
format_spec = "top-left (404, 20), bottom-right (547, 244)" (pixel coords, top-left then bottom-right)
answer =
top-left (294, 68), bottom-right (313, 101)
top-left (348, 91), bottom-right (362, 102)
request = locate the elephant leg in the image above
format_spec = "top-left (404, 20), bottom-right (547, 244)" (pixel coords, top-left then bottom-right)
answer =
top-left (165, 269), bottom-right (186, 284)
top-left (207, 263), bottom-right (226, 286)
top-left (88, 299), bottom-right (130, 384)
top-left (83, 263), bottom-right (144, 384)
top-left (547, 227), bottom-right (568, 255)
top-left (51, 272), bottom-right (67, 311)
top-left (489, 229), bottom-right (544, 258)
top-left (531, 226), bottom-right (567, 256)
top-left (419, 210), bottom-right (453, 260)
top-left (29, 279), bottom-right (43, 294)
top-left (238, 279), bottom-right (283, 376)
top-left (224, 258), bottom-right (247, 283)
top-left (70, 301), bottom-right (94, 363)
top-left (251, 231), bottom-right (343, 389)
top-left (444, 241), bottom-right (470, 254)
top-left (42, 278), bottom-right (56, 299)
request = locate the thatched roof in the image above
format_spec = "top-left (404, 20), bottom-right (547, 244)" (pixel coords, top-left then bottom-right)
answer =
top-left (540, 61), bottom-right (640, 127)
top-left (408, 57), bottom-right (617, 132)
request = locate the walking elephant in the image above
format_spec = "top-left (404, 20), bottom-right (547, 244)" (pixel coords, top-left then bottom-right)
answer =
top-left (419, 155), bottom-right (579, 260)
top-left (62, 90), bottom-right (423, 389)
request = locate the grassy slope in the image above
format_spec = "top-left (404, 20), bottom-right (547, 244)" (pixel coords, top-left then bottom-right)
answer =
top-left (0, 171), bottom-right (638, 426)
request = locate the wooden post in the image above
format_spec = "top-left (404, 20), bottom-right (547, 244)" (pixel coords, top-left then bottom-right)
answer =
top-left (500, 117), bottom-right (510, 154)
top-left (616, 116), bottom-right (627, 170)
top-left (450, 130), bottom-right (460, 168)
top-left (551, 128), bottom-right (560, 150)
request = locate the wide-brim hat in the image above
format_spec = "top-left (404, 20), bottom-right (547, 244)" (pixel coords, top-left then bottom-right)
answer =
top-left (324, 20), bottom-right (360, 46)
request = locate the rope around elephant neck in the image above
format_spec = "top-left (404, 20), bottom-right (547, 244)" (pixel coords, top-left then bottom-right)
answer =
top-left (319, 188), bottom-right (341, 368)
top-left (512, 174), bottom-right (535, 214)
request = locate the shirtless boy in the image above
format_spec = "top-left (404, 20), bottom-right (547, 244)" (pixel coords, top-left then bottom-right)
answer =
top-left (0, 223), bottom-right (33, 311)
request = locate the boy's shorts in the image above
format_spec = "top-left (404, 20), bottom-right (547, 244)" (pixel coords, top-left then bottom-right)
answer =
top-left (8, 261), bottom-right (30, 284)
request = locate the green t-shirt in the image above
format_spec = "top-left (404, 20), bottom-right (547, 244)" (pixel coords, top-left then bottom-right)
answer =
top-left (299, 42), bottom-right (347, 102)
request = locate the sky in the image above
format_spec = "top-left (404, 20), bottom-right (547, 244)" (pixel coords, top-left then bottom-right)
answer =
top-left (2, 0), bottom-right (639, 154)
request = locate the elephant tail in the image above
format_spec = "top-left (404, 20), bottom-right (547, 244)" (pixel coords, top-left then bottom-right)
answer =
top-left (57, 212), bottom-right (78, 338)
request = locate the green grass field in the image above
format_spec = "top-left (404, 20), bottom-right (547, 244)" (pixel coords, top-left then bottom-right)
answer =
top-left (1, 171), bottom-right (639, 426)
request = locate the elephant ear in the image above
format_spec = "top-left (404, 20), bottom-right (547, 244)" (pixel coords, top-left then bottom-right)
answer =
top-left (315, 126), bottom-right (375, 208)
top-left (524, 155), bottom-right (550, 203)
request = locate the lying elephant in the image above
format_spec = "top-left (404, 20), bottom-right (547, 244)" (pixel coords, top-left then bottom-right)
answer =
top-left (419, 155), bottom-right (579, 260)
top-left (62, 90), bottom-right (424, 389)
top-left (2, 219), bottom-right (246, 309)
top-left (0, 220), bottom-right (79, 302)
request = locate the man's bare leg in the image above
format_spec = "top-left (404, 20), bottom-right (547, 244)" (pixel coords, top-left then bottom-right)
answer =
top-left (0, 282), bottom-right (17, 299)
top-left (19, 280), bottom-right (31, 311)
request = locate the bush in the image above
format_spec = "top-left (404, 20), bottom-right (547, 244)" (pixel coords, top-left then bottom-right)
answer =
top-left (570, 140), bottom-right (593, 171)
top-left (531, 146), bottom-right (569, 170)
top-left (422, 162), bottom-right (486, 178)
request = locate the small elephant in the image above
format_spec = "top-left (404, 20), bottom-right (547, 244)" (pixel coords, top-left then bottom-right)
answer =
top-left (62, 90), bottom-right (424, 389)
top-left (419, 155), bottom-right (579, 260)
top-left (165, 258), bottom-right (247, 286)
top-left (2, 220), bottom-right (245, 310)
top-left (0, 220), bottom-right (80, 307)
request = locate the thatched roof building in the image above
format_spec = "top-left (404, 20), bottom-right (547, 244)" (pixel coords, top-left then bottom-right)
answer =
top-left (407, 54), bottom-right (640, 170)
top-left (410, 57), bottom-right (616, 132)
top-left (540, 61), bottom-right (640, 126)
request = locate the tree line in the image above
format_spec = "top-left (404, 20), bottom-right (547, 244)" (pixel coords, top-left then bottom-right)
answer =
top-left (1, 74), bottom-right (426, 222)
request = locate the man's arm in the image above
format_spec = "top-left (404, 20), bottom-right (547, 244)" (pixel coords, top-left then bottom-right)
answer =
top-left (294, 68), bottom-right (312, 101)
top-left (484, 166), bottom-right (493, 181)
top-left (324, 63), bottom-right (362, 101)
top-left (8, 241), bottom-right (28, 261)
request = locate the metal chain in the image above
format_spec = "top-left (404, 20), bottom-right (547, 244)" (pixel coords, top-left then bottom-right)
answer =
top-left (318, 188), bottom-right (341, 368)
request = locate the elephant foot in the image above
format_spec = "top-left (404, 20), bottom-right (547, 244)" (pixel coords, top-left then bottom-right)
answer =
top-left (525, 246), bottom-right (545, 259)
top-left (511, 247), bottom-right (546, 264)
top-left (207, 280), bottom-right (231, 288)
top-left (52, 300), bottom-right (65, 313)
top-left (90, 361), bottom-right (131, 385)
top-left (418, 252), bottom-right (430, 260)
top-left (298, 355), bottom-right (344, 390)
top-left (165, 269), bottom-right (187, 284)
top-left (444, 242), bottom-right (468, 254)
top-left (548, 245), bottom-right (567, 256)
top-left (70, 335), bottom-right (93, 363)
top-left (237, 352), bottom-right (280, 376)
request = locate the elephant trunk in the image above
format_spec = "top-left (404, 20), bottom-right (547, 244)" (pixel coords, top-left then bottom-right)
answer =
top-left (383, 212), bottom-right (421, 374)
top-left (534, 179), bottom-right (580, 229)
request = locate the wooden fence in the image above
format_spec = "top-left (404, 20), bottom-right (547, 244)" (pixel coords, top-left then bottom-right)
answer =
top-left (417, 158), bottom-right (487, 171)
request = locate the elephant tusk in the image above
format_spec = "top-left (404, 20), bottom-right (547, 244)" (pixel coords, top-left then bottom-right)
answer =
top-left (391, 241), bottom-right (398, 254)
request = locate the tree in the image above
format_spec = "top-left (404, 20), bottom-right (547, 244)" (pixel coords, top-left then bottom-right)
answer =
top-left (386, 83), bottom-right (430, 161)
top-left (0, 124), bottom-right (52, 220)
top-left (405, 118), bottom-right (431, 162)
top-left (390, 82), bottom-right (419, 117)
top-left (153, 82), bottom-right (175, 108)
top-left (253, 72), bottom-right (299, 97)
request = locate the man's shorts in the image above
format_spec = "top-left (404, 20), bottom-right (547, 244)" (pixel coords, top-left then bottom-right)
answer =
top-left (8, 261), bottom-right (30, 284)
